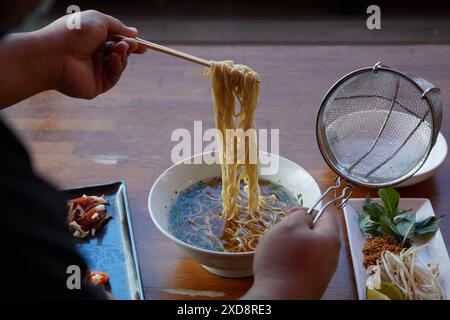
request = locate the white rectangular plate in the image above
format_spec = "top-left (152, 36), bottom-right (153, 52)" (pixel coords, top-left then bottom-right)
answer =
top-left (343, 198), bottom-right (450, 300)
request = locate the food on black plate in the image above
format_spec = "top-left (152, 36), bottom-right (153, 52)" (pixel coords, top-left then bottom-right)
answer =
top-left (67, 195), bottom-right (112, 238)
top-left (86, 271), bottom-right (110, 286)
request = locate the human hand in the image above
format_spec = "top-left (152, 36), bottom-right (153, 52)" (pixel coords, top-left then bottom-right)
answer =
top-left (37, 10), bottom-right (146, 99)
top-left (243, 208), bottom-right (341, 300)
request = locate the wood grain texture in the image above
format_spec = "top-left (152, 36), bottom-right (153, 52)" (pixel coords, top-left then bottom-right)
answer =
top-left (2, 45), bottom-right (449, 300)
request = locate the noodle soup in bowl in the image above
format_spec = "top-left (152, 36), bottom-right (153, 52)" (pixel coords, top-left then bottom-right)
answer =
top-left (148, 151), bottom-right (321, 278)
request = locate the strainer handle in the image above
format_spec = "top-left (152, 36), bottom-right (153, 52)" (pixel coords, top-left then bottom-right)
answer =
top-left (307, 176), bottom-right (353, 225)
top-left (312, 186), bottom-right (353, 224)
top-left (307, 176), bottom-right (342, 215)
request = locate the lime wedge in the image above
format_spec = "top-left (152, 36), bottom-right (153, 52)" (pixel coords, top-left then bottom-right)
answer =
top-left (367, 288), bottom-right (390, 300)
top-left (378, 282), bottom-right (405, 300)
top-left (366, 282), bottom-right (405, 300)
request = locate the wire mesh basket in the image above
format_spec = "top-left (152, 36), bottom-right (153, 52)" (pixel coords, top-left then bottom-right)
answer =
top-left (309, 62), bottom-right (442, 224)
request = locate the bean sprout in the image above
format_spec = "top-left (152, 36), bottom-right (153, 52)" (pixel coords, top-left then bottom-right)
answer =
top-left (367, 245), bottom-right (444, 300)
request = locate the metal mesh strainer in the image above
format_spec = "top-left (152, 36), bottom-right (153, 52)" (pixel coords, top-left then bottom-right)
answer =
top-left (309, 62), bottom-right (442, 224)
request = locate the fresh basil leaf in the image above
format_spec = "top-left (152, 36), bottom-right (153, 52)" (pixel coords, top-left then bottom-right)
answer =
top-left (396, 208), bottom-right (413, 215)
top-left (379, 188), bottom-right (400, 217)
top-left (377, 215), bottom-right (400, 241)
top-left (363, 200), bottom-right (387, 221)
top-left (415, 215), bottom-right (444, 238)
top-left (361, 189), bottom-right (441, 247)
top-left (394, 214), bottom-right (416, 224)
top-left (394, 215), bottom-right (416, 247)
top-left (358, 213), bottom-right (379, 236)
top-left (376, 226), bottom-right (384, 235)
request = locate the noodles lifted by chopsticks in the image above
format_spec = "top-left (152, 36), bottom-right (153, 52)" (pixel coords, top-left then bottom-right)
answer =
top-left (205, 61), bottom-right (261, 221)
top-left (201, 61), bottom-right (295, 252)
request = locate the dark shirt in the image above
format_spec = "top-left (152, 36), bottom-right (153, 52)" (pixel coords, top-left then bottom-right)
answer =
top-left (0, 117), bottom-right (104, 299)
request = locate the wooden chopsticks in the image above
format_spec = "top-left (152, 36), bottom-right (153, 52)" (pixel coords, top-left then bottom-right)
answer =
top-left (134, 37), bottom-right (211, 68)
top-left (114, 35), bottom-right (260, 82)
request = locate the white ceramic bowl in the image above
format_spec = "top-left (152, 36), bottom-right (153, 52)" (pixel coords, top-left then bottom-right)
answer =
top-left (397, 132), bottom-right (448, 187)
top-left (148, 151), bottom-right (321, 278)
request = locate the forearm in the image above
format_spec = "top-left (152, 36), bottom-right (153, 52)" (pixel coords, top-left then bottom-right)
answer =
top-left (0, 31), bottom-right (59, 109)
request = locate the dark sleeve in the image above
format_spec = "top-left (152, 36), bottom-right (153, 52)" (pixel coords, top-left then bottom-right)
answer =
top-left (0, 118), bottom-right (106, 299)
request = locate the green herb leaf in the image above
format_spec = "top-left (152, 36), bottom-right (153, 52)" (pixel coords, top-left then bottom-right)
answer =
top-left (415, 215), bottom-right (444, 238)
top-left (361, 188), bottom-right (445, 247)
top-left (376, 226), bottom-right (384, 234)
top-left (296, 193), bottom-right (304, 207)
top-left (377, 215), bottom-right (400, 241)
top-left (394, 215), bottom-right (416, 247)
top-left (363, 198), bottom-right (387, 221)
top-left (379, 188), bottom-right (400, 217)
top-left (397, 208), bottom-right (413, 215)
top-left (358, 213), bottom-right (379, 236)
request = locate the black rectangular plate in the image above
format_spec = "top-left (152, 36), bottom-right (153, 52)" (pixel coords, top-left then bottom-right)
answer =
top-left (63, 181), bottom-right (144, 300)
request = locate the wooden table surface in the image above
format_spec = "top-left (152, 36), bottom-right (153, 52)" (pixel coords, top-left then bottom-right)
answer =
top-left (2, 45), bottom-right (449, 300)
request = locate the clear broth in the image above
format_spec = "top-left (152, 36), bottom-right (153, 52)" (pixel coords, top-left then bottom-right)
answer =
top-left (168, 177), bottom-right (299, 252)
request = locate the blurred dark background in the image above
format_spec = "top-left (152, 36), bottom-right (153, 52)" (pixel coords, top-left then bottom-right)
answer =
top-left (24, 0), bottom-right (450, 44)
